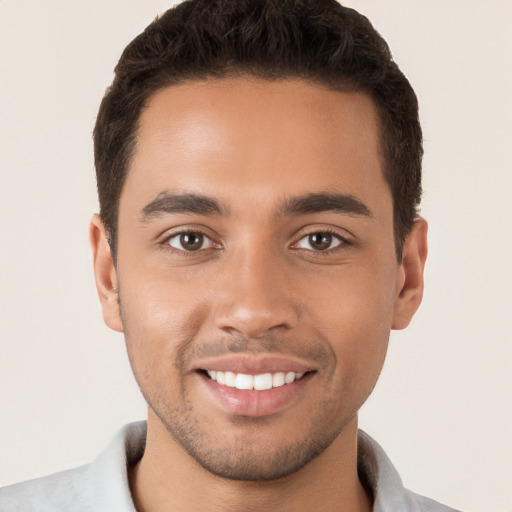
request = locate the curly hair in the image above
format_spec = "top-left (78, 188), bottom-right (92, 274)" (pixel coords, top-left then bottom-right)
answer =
top-left (94, 0), bottom-right (422, 260)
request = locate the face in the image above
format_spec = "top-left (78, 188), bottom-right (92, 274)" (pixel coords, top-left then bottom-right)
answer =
top-left (92, 77), bottom-right (426, 481)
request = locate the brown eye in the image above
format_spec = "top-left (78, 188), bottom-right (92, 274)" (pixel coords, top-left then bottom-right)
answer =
top-left (168, 232), bottom-right (212, 252)
top-left (297, 232), bottom-right (342, 251)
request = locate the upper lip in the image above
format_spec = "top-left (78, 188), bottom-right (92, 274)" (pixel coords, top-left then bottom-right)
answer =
top-left (195, 355), bottom-right (315, 375)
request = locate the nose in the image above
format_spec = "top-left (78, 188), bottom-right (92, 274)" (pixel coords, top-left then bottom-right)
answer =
top-left (213, 244), bottom-right (300, 338)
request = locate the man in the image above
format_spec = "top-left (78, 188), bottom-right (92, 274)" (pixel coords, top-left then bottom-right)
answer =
top-left (0, 1), bottom-right (459, 510)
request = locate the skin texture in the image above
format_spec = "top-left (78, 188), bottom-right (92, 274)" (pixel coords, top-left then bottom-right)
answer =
top-left (90, 77), bottom-right (427, 512)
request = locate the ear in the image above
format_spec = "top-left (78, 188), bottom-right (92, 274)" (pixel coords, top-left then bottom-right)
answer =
top-left (89, 215), bottom-right (124, 332)
top-left (392, 218), bottom-right (428, 330)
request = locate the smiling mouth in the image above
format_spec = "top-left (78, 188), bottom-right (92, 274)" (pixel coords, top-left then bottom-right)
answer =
top-left (202, 370), bottom-right (308, 391)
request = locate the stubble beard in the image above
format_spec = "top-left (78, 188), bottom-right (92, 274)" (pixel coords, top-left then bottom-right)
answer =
top-left (120, 301), bottom-right (358, 482)
top-left (142, 384), bottom-right (349, 482)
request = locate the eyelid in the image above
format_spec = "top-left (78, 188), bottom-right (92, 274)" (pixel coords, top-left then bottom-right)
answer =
top-left (158, 226), bottom-right (222, 254)
top-left (296, 232), bottom-right (343, 250)
top-left (167, 232), bottom-right (213, 251)
top-left (157, 224), bottom-right (216, 242)
top-left (290, 226), bottom-right (354, 252)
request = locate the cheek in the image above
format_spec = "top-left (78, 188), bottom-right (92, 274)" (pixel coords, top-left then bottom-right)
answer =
top-left (304, 258), bottom-right (396, 382)
top-left (305, 256), bottom-right (398, 329)
top-left (118, 270), bottom-right (211, 376)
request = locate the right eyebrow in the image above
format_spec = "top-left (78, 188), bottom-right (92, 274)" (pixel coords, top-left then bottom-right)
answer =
top-left (139, 192), bottom-right (226, 223)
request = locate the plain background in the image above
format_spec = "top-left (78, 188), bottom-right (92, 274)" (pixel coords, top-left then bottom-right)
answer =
top-left (0, 1), bottom-right (511, 511)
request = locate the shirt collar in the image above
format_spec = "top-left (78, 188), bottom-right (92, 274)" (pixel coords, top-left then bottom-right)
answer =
top-left (358, 429), bottom-right (424, 512)
top-left (88, 422), bottom-right (417, 512)
top-left (85, 421), bottom-right (146, 511)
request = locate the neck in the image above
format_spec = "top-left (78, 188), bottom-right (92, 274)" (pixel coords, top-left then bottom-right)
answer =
top-left (129, 411), bottom-right (372, 512)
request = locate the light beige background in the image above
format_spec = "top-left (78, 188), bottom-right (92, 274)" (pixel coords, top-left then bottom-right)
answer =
top-left (1, 1), bottom-right (511, 511)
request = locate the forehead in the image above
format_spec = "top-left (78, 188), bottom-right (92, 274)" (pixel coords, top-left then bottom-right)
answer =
top-left (122, 77), bottom-right (388, 217)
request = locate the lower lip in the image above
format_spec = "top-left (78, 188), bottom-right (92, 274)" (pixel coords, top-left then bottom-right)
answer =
top-left (198, 372), bottom-right (313, 417)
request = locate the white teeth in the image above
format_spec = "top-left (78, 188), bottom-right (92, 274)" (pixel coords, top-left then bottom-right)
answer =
top-left (284, 371), bottom-right (296, 384)
top-left (224, 371), bottom-right (236, 387)
top-left (235, 373), bottom-right (253, 390)
top-left (253, 373), bottom-right (273, 391)
top-left (272, 372), bottom-right (285, 387)
top-left (206, 370), bottom-right (306, 390)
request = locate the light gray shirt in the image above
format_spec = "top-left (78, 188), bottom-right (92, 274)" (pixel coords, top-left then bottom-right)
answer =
top-left (0, 421), bottom-right (460, 511)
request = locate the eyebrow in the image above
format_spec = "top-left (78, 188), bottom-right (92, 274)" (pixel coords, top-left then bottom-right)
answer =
top-left (139, 191), bottom-right (372, 223)
top-left (278, 193), bottom-right (372, 218)
top-left (140, 192), bottom-right (226, 222)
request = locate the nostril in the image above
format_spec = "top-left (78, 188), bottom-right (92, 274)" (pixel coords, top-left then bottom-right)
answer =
top-left (216, 310), bottom-right (296, 339)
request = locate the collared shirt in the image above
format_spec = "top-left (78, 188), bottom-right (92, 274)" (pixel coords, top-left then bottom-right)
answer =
top-left (0, 421), bottom-right (460, 511)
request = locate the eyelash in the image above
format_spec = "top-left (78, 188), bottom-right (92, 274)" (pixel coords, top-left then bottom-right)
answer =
top-left (161, 229), bottom-right (219, 257)
top-left (291, 228), bottom-right (352, 255)
top-left (159, 228), bottom-right (352, 256)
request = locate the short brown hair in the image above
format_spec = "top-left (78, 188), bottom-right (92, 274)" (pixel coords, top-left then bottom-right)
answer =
top-left (94, 0), bottom-right (422, 260)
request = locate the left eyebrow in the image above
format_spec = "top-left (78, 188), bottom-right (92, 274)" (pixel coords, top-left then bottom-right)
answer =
top-left (278, 193), bottom-right (372, 218)
top-left (139, 192), bottom-right (226, 222)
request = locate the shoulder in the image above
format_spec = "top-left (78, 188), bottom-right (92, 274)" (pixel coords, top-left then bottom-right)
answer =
top-left (357, 430), bottom-right (462, 512)
top-left (0, 422), bottom-right (145, 512)
top-left (404, 489), bottom-right (463, 512)
top-left (0, 465), bottom-right (92, 512)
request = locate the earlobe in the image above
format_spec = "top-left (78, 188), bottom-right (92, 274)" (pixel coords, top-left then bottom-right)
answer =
top-left (89, 215), bottom-right (124, 333)
top-left (392, 218), bottom-right (428, 330)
